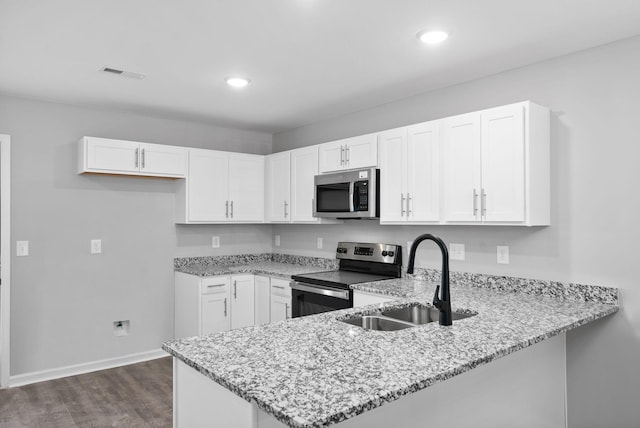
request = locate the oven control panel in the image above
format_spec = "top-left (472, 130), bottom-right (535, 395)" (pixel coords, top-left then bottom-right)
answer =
top-left (336, 242), bottom-right (400, 264)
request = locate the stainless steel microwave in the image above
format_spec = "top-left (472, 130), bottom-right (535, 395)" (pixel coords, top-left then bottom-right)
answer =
top-left (313, 168), bottom-right (379, 219)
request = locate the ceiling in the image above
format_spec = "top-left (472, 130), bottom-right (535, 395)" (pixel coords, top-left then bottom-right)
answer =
top-left (2, 0), bottom-right (640, 134)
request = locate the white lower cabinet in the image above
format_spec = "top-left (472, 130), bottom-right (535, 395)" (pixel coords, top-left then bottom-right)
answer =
top-left (270, 278), bottom-right (292, 322)
top-left (230, 275), bottom-right (255, 329)
top-left (175, 273), bottom-right (293, 337)
top-left (254, 276), bottom-right (272, 325)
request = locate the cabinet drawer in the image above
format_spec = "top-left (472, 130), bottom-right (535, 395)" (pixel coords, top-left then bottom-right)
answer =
top-left (200, 277), bottom-right (230, 294)
top-left (270, 278), bottom-right (291, 297)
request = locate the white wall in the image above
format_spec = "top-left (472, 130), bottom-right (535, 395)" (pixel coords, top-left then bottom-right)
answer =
top-left (0, 95), bottom-right (273, 376)
top-left (273, 36), bottom-right (640, 427)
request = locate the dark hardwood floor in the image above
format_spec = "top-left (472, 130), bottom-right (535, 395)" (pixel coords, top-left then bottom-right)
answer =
top-left (0, 357), bottom-right (172, 427)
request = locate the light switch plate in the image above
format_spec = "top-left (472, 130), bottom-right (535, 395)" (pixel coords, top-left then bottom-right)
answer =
top-left (450, 243), bottom-right (465, 261)
top-left (212, 236), bottom-right (220, 248)
top-left (316, 237), bottom-right (323, 249)
top-left (497, 246), bottom-right (509, 264)
top-left (17, 240), bottom-right (29, 257)
top-left (90, 239), bottom-right (102, 254)
top-left (275, 235), bottom-right (281, 247)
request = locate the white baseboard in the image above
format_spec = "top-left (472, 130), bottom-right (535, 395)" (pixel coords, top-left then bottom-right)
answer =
top-left (9, 348), bottom-right (169, 387)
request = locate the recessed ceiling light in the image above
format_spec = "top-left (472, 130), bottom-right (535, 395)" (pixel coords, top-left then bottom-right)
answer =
top-left (417, 30), bottom-right (449, 44)
top-left (226, 77), bottom-right (250, 88)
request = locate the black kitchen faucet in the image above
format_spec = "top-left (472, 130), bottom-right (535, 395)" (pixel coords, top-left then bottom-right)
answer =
top-left (407, 234), bottom-right (453, 326)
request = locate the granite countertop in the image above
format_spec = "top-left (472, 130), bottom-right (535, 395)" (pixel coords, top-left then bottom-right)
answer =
top-left (163, 275), bottom-right (618, 428)
top-left (175, 260), bottom-right (331, 279)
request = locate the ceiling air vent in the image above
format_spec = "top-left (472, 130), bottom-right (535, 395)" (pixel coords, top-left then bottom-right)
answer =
top-left (99, 66), bottom-right (146, 79)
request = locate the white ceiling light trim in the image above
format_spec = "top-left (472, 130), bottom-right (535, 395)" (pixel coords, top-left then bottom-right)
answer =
top-left (417, 30), bottom-right (449, 44)
top-left (226, 77), bottom-right (251, 88)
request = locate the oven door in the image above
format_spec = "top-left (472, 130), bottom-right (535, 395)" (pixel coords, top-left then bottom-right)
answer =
top-left (290, 282), bottom-right (353, 318)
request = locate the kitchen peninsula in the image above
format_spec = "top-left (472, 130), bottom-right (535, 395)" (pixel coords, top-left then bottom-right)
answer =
top-left (164, 257), bottom-right (618, 428)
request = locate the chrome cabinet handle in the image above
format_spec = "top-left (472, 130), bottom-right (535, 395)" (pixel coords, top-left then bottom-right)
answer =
top-left (272, 285), bottom-right (284, 290)
top-left (135, 148), bottom-right (139, 168)
top-left (473, 189), bottom-right (478, 217)
top-left (206, 284), bottom-right (226, 289)
top-left (230, 200), bottom-right (234, 218)
top-left (141, 148), bottom-right (145, 168)
top-left (284, 200), bottom-right (288, 218)
top-left (401, 194), bottom-right (406, 216)
top-left (345, 146), bottom-right (350, 164)
top-left (224, 298), bottom-right (227, 316)
top-left (407, 193), bottom-right (412, 215)
top-left (285, 303), bottom-right (290, 319)
top-left (233, 280), bottom-right (237, 298)
top-left (481, 189), bottom-right (487, 217)
top-left (340, 145), bottom-right (344, 166)
top-left (225, 201), bottom-right (229, 218)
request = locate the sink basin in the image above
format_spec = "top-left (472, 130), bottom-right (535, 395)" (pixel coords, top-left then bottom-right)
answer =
top-left (382, 304), bottom-right (475, 325)
top-left (342, 315), bottom-right (415, 331)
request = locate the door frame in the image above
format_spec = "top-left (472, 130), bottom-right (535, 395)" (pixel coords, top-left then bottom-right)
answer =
top-left (0, 134), bottom-right (11, 387)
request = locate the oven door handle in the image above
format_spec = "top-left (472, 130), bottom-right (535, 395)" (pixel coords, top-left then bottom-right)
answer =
top-left (290, 282), bottom-right (350, 300)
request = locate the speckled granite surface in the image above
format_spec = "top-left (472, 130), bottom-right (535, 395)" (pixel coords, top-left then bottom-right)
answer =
top-left (406, 267), bottom-right (618, 305)
top-left (174, 253), bottom-right (338, 279)
top-left (163, 277), bottom-right (618, 428)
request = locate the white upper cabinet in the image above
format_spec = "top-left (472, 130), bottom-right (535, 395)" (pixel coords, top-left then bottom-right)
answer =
top-left (78, 136), bottom-right (186, 178)
top-left (265, 152), bottom-right (291, 222)
top-left (290, 146), bottom-right (320, 222)
top-left (265, 146), bottom-right (326, 224)
top-left (442, 112), bottom-right (482, 222)
top-left (228, 154), bottom-right (265, 222)
top-left (318, 133), bottom-right (378, 172)
top-left (379, 121), bottom-right (440, 224)
top-left (442, 101), bottom-right (550, 226)
top-left (177, 149), bottom-right (264, 223)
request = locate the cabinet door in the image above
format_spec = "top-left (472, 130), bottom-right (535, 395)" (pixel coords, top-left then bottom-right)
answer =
top-left (84, 137), bottom-right (140, 174)
top-left (481, 104), bottom-right (526, 222)
top-left (228, 154), bottom-right (265, 222)
top-left (270, 278), bottom-right (291, 323)
top-left (379, 128), bottom-right (407, 223)
top-left (407, 121), bottom-right (440, 222)
top-left (254, 276), bottom-right (271, 325)
top-left (318, 140), bottom-right (346, 173)
top-left (201, 292), bottom-right (230, 335)
top-left (187, 149), bottom-right (229, 222)
top-left (442, 112), bottom-right (482, 222)
top-left (344, 133), bottom-right (378, 170)
top-left (270, 295), bottom-right (291, 323)
top-left (230, 275), bottom-right (255, 329)
top-left (265, 152), bottom-right (291, 222)
top-left (139, 143), bottom-right (186, 177)
top-left (290, 146), bottom-right (319, 222)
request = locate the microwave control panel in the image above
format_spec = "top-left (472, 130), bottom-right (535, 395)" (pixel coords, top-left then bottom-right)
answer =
top-left (354, 181), bottom-right (369, 211)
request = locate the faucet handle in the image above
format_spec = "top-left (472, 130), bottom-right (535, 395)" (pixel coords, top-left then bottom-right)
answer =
top-left (432, 285), bottom-right (442, 309)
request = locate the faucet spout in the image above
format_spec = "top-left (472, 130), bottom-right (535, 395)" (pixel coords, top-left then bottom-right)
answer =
top-left (407, 234), bottom-right (452, 326)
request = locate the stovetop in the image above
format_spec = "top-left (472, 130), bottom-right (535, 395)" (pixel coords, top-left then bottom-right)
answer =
top-left (291, 270), bottom-right (398, 289)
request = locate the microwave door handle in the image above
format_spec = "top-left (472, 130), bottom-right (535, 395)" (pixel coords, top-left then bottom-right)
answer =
top-left (349, 182), bottom-right (355, 212)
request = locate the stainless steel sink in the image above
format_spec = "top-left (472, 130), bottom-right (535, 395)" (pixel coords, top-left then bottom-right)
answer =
top-left (382, 304), bottom-right (475, 325)
top-left (341, 304), bottom-right (475, 331)
top-left (341, 315), bottom-right (415, 331)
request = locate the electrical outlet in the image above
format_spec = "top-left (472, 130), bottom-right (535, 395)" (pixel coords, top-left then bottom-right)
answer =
top-left (275, 235), bottom-right (281, 247)
top-left (316, 237), bottom-right (323, 249)
top-left (212, 236), bottom-right (220, 248)
top-left (450, 243), bottom-right (465, 261)
top-left (497, 246), bottom-right (509, 264)
top-left (17, 240), bottom-right (29, 257)
top-left (91, 239), bottom-right (102, 254)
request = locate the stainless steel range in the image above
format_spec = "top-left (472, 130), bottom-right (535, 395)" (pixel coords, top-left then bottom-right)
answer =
top-left (290, 242), bottom-right (403, 318)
